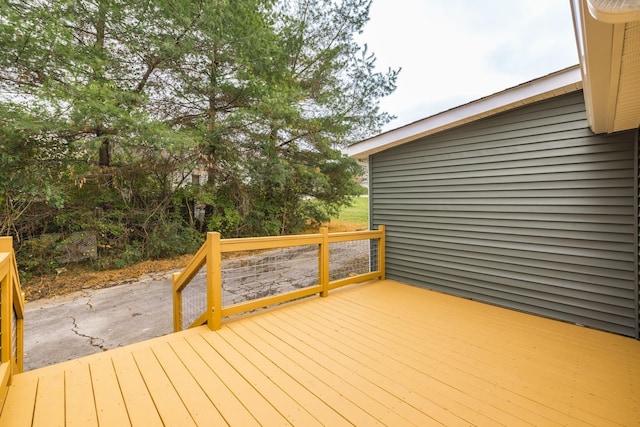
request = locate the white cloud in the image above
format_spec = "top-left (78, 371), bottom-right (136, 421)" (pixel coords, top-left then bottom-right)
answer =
top-left (359, 0), bottom-right (579, 130)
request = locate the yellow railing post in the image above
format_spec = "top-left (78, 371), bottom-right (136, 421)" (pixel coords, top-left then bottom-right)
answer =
top-left (0, 273), bottom-right (9, 404)
top-left (0, 237), bottom-right (10, 253)
top-left (172, 272), bottom-right (182, 332)
top-left (378, 225), bottom-right (386, 280)
top-left (0, 237), bottom-right (24, 378)
top-left (207, 232), bottom-right (222, 330)
top-left (0, 271), bottom-right (9, 366)
top-left (0, 238), bottom-right (12, 368)
top-left (320, 227), bottom-right (329, 297)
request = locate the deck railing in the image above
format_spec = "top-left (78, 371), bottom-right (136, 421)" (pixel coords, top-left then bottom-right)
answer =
top-left (0, 237), bottom-right (25, 404)
top-left (173, 226), bottom-right (385, 331)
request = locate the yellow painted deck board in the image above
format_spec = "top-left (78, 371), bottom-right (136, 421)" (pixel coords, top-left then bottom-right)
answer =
top-left (255, 312), bottom-right (454, 426)
top-left (234, 319), bottom-right (410, 426)
top-left (300, 304), bottom-right (570, 426)
top-left (0, 375), bottom-right (37, 427)
top-left (185, 333), bottom-right (292, 426)
top-left (89, 358), bottom-right (131, 427)
top-left (346, 283), bottom-right (640, 379)
top-left (216, 327), bottom-right (350, 426)
top-left (229, 321), bottom-right (384, 426)
top-left (32, 369), bottom-right (64, 427)
top-left (151, 342), bottom-right (228, 426)
top-left (133, 347), bottom-right (197, 426)
top-left (339, 283), bottom-right (639, 421)
top-left (200, 330), bottom-right (323, 426)
top-left (64, 364), bottom-right (98, 426)
top-left (270, 302), bottom-right (531, 426)
top-left (168, 337), bottom-right (259, 426)
top-left (1, 279), bottom-right (639, 426)
top-left (111, 352), bottom-right (163, 427)
top-left (328, 284), bottom-right (625, 425)
top-left (309, 298), bottom-right (580, 425)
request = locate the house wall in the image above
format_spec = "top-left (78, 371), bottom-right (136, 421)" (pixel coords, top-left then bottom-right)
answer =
top-left (370, 91), bottom-right (639, 337)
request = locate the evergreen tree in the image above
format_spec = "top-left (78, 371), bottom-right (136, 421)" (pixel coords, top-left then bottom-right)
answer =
top-left (0, 0), bottom-right (398, 270)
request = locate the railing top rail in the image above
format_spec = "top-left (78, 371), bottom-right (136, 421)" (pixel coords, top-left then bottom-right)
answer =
top-left (173, 242), bottom-right (208, 293)
top-left (327, 229), bottom-right (383, 242)
top-left (219, 233), bottom-right (323, 252)
top-left (0, 246), bottom-right (25, 320)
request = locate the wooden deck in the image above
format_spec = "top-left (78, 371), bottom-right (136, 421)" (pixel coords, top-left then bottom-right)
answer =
top-left (1, 279), bottom-right (639, 426)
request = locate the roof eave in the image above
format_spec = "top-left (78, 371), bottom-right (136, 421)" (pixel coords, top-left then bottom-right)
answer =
top-left (572, 0), bottom-right (640, 134)
top-left (586, 0), bottom-right (640, 23)
top-left (347, 66), bottom-right (582, 160)
top-left (572, 0), bottom-right (622, 134)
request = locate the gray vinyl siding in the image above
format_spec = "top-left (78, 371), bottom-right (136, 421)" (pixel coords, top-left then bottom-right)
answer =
top-left (370, 91), bottom-right (638, 337)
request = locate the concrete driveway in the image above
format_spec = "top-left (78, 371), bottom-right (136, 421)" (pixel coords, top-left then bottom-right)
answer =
top-left (24, 269), bottom-right (179, 371)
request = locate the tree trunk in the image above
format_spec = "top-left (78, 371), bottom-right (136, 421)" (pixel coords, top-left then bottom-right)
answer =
top-left (94, 8), bottom-right (112, 186)
top-left (98, 139), bottom-right (110, 167)
top-left (206, 50), bottom-right (218, 185)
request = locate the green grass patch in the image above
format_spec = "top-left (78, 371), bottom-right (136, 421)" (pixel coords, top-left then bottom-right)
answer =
top-left (333, 196), bottom-right (368, 227)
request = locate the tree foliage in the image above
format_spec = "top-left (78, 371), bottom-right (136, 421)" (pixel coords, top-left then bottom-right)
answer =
top-left (0, 0), bottom-right (397, 273)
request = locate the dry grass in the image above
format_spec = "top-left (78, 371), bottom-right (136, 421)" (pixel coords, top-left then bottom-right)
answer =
top-left (23, 255), bottom-right (193, 302)
top-left (327, 220), bottom-right (369, 232)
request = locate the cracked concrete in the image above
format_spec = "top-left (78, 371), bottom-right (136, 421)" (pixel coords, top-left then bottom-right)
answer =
top-left (24, 269), bottom-right (178, 371)
top-left (70, 315), bottom-right (107, 351)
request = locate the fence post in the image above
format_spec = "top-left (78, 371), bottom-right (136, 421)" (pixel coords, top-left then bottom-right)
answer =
top-left (378, 225), bottom-right (386, 280)
top-left (0, 237), bottom-right (11, 254)
top-left (0, 243), bottom-right (12, 366)
top-left (320, 227), bottom-right (329, 297)
top-left (207, 232), bottom-right (223, 330)
top-left (172, 273), bottom-right (182, 332)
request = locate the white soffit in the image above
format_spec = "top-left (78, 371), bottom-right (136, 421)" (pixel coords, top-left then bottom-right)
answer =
top-left (347, 66), bottom-right (582, 160)
top-left (587, 0), bottom-right (640, 23)
top-left (574, 0), bottom-right (640, 133)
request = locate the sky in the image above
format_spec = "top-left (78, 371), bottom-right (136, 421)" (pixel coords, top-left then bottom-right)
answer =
top-left (359, 0), bottom-right (580, 131)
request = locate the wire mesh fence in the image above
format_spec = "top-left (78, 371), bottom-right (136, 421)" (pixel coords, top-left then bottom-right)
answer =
top-left (329, 238), bottom-right (377, 282)
top-left (177, 245), bottom-right (322, 326)
top-left (176, 229), bottom-right (383, 328)
top-left (222, 245), bottom-right (319, 307)
top-left (11, 308), bottom-right (17, 365)
top-left (180, 274), bottom-right (207, 328)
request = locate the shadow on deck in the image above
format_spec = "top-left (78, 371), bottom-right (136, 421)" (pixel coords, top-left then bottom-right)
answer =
top-left (1, 279), bottom-right (639, 426)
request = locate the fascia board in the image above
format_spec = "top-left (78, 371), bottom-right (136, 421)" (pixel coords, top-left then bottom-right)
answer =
top-left (575, 0), bottom-right (626, 133)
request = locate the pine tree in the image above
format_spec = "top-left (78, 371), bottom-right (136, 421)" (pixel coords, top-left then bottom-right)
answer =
top-left (0, 0), bottom-right (398, 259)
